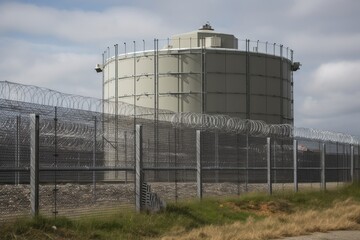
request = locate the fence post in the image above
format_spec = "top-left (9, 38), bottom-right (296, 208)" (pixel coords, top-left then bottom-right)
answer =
top-left (196, 130), bottom-right (202, 199)
top-left (321, 143), bottom-right (326, 191)
top-left (245, 134), bottom-right (249, 192)
top-left (214, 131), bottom-right (219, 183)
top-left (93, 116), bottom-right (97, 202)
top-left (15, 115), bottom-right (21, 185)
top-left (357, 145), bottom-right (360, 182)
top-left (351, 145), bottom-right (354, 183)
top-left (293, 139), bottom-right (298, 192)
top-left (124, 131), bottom-right (128, 184)
top-left (30, 114), bottom-right (39, 217)
top-left (267, 137), bottom-right (272, 195)
top-left (135, 124), bottom-right (143, 212)
top-left (236, 134), bottom-right (240, 195)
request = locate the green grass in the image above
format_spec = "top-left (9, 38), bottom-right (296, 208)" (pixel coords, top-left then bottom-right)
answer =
top-left (1, 183), bottom-right (360, 240)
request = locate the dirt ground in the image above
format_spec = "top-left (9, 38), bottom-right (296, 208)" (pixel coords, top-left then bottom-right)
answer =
top-left (275, 230), bottom-right (360, 240)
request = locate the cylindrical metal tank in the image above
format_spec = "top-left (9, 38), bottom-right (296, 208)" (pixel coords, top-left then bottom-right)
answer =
top-left (103, 29), bottom-right (294, 124)
top-left (101, 25), bottom-right (297, 180)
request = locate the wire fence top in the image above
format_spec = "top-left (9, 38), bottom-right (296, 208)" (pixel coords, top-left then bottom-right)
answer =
top-left (0, 81), bottom-right (359, 145)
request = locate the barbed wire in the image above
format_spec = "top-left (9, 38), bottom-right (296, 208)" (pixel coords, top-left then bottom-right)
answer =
top-left (170, 112), bottom-right (292, 137)
top-left (0, 81), bottom-right (359, 145)
top-left (0, 81), bottom-right (173, 117)
top-left (294, 127), bottom-right (359, 145)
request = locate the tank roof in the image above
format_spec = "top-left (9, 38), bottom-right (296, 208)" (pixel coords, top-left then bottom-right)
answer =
top-left (199, 22), bottom-right (214, 31)
top-left (170, 24), bottom-right (238, 49)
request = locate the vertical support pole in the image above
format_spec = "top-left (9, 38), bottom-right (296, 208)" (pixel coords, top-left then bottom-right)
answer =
top-left (273, 140), bottom-right (277, 185)
top-left (245, 134), bottom-right (249, 192)
top-left (214, 131), bottom-right (219, 183)
top-left (321, 143), bottom-right (326, 191)
top-left (336, 142), bottom-right (339, 184)
top-left (92, 116), bottom-right (97, 202)
top-left (114, 44), bottom-right (119, 179)
top-left (30, 114), bottom-right (39, 217)
top-left (168, 130), bottom-right (171, 181)
top-left (201, 37), bottom-right (206, 114)
top-left (357, 145), bottom-right (360, 182)
top-left (236, 134), bottom-right (240, 195)
top-left (101, 52), bottom-right (105, 148)
top-left (135, 124), bottom-right (143, 212)
top-left (174, 128), bottom-right (178, 202)
top-left (154, 39), bottom-right (159, 180)
top-left (196, 130), bottom-right (202, 199)
top-left (267, 137), bottom-right (272, 195)
top-left (293, 139), bottom-right (298, 192)
top-left (351, 145), bottom-right (354, 183)
top-left (280, 44), bottom-right (284, 123)
top-left (124, 43), bottom-right (126, 57)
top-left (154, 38), bottom-right (157, 180)
top-left (15, 115), bottom-right (21, 185)
top-left (133, 41), bottom-right (137, 182)
top-left (245, 39), bottom-right (250, 120)
top-left (124, 131), bottom-right (128, 184)
top-left (53, 107), bottom-right (58, 217)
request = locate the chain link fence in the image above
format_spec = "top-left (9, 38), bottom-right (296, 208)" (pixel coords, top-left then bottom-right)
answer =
top-left (1, 99), bottom-right (360, 221)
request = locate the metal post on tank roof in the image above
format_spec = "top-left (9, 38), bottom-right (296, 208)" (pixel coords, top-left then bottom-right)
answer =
top-left (124, 42), bottom-right (127, 57)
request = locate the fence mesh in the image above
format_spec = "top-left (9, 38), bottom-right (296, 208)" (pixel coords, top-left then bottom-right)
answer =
top-left (1, 96), bottom-right (360, 221)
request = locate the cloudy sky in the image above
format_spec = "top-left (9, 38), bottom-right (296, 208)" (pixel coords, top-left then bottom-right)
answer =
top-left (0, 0), bottom-right (360, 135)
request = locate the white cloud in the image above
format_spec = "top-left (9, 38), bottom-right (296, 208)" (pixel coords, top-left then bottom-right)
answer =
top-left (285, 33), bottom-right (360, 62)
top-left (310, 61), bottom-right (360, 94)
top-left (299, 60), bottom-right (360, 118)
top-left (0, 38), bottom-right (100, 97)
top-left (289, 0), bottom-right (327, 17)
top-left (0, 2), bottom-right (172, 43)
top-left (289, 0), bottom-right (360, 18)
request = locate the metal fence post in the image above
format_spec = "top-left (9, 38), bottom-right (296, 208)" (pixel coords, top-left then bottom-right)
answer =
top-left (357, 145), bottom-right (360, 182)
top-left (236, 134), bottom-right (240, 195)
top-left (321, 143), bottom-right (326, 191)
top-left (267, 137), bottom-right (272, 195)
top-left (245, 134), bottom-right (249, 192)
top-left (293, 139), bottom-right (298, 192)
top-left (124, 131), bottom-right (128, 184)
top-left (53, 107), bottom-right (58, 217)
top-left (351, 145), bottom-right (354, 183)
top-left (196, 130), bottom-right (202, 199)
top-left (15, 115), bottom-right (21, 185)
top-left (93, 116), bottom-right (97, 202)
top-left (214, 131), bottom-right (219, 183)
top-left (135, 124), bottom-right (143, 212)
top-left (30, 114), bottom-right (39, 217)
top-left (114, 44), bottom-right (119, 180)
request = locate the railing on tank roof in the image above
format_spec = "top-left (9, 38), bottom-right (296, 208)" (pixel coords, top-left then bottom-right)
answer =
top-left (103, 38), bottom-right (294, 64)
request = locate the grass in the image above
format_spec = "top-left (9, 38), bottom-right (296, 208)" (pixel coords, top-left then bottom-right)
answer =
top-left (1, 184), bottom-right (360, 240)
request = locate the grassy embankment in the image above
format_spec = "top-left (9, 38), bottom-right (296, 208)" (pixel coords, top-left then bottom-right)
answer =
top-left (1, 184), bottom-right (360, 240)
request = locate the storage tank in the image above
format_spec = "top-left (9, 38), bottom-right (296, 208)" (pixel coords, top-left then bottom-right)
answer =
top-left (102, 23), bottom-right (297, 124)
top-left (100, 24), bottom-right (299, 180)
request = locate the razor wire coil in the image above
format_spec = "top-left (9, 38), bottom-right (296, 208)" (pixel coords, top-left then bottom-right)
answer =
top-left (1, 81), bottom-right (359, 145)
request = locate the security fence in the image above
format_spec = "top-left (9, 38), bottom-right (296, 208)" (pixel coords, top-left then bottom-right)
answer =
top-left (0, 82), bottom-right (360, 221)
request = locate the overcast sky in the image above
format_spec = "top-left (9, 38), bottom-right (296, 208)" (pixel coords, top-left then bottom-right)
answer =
top-left (0, 0), bottom-right (360, 135)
